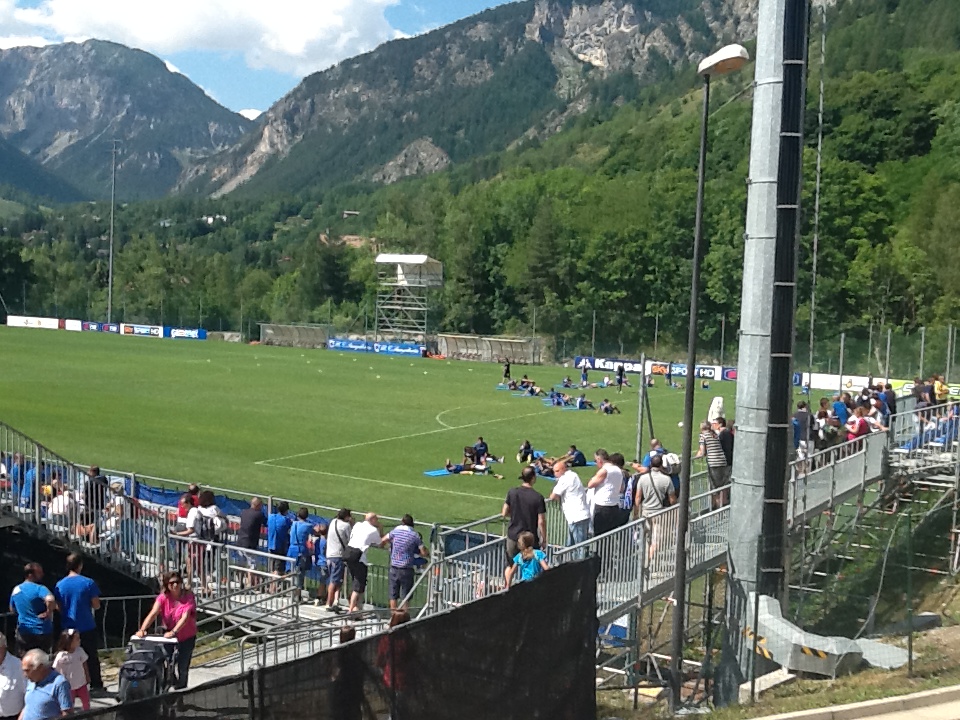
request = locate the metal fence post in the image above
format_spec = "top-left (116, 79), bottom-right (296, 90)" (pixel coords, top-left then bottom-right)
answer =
top-left (884, 328), bottom-right (891, 385)
top-left (838, 333), bottom-right (845, 395)
top-left (948, 325), bottom-right (954, 384)
top-left (906, 510), bottom-right (914, 677)
top-left (920, 326), bottom-right (926, 379)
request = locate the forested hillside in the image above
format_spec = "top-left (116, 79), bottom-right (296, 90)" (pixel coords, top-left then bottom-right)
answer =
top-left (2, 0), bottom-right (959, 361)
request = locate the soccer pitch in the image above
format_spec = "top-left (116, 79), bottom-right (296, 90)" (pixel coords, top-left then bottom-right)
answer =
top-left (0, 327), bottom-right (738, 525)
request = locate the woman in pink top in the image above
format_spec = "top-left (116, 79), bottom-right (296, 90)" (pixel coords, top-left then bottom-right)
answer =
top-left (136, 571), bottom-right (197, 689)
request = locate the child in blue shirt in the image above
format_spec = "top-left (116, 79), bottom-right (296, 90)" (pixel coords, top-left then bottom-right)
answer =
top-left (506, 531), bottom-right (549, 586)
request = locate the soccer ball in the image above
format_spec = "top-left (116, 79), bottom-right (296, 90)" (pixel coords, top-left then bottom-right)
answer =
top-left (677, 421), bottom-right (684, 427)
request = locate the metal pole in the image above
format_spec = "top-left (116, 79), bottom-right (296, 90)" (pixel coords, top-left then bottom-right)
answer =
top-left (808, 2), bottom-right (825, 378)
top-left (591, 310), bottom-right (597, 358)
top-left (654, 312), bottom-right (660, 357)
top-left (670, 72), bottom-right (711, 712)
top-left (867, 323), bottom-right (873, 376)
top-left (920, 326), bottom-right (926, 379)
top-left (636, 353), bottom-right (647, 464)
top-left (884, 328), bottom-right (891, 385)
top-left (943, 324), bottom-right (953, 384)
top-left (838, 332), bottom-right (845, 396)
top-left (108, 139), bottom-right (118, 324)
top-left (906, 510), bottom-right (914, 676)
top-left (199, 295), bottom-right (203, 329)
top-left (720, 314), bottom-right (726, 366)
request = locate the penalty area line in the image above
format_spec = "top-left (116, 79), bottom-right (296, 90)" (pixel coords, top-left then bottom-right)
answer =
top-left (253, 408), bottom-right (553, 465)
top-left (259, 463), bottom-right (504, 501)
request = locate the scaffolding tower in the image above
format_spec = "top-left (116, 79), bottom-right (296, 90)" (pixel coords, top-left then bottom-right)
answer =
top-left (373, 253), bottom-right (443, 342)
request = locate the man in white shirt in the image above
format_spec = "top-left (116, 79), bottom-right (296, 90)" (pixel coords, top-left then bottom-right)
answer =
top-left (548, 460), bottom-right (590, 547)
top-left (587, 449), bottom-right (625, 537)
top-left (0, 635), bottom-right (26, 720)
top-left (345, 513), bottom-right (384, 613)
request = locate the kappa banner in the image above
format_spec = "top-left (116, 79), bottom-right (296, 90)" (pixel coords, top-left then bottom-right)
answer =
top-left (5, 315), bottom-right (59, 330)
top-left (574, 356), bottom-right (724, 380)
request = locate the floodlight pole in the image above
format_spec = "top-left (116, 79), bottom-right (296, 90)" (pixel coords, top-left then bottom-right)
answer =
top-left (107, 139), bottom-right (119, 324)
top-left (670, 71), bottom-right (711, 713)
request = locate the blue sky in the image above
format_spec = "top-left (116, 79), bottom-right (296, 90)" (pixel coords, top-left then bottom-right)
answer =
top-left (0, 0), bottom-right (513, 116)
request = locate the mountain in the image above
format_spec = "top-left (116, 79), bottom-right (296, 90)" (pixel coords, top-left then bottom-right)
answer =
top-left (182, 0), bottom-right (757, 197)
top-left (0, 135), bottom-right (85, 203)
top-left (0, 40), bottom-right (252, 201)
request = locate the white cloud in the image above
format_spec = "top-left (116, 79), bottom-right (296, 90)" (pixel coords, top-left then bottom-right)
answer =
top-left (238, 108), bottom-right (262, 121)
top-left (0, 0), bottom-right (402, 77)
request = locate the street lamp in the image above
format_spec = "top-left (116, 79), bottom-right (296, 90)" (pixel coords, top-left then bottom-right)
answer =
top-left (670, 43), bottom-right (749, 712)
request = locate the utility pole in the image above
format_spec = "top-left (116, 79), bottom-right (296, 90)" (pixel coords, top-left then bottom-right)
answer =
top-left (107, 139), bottom-right (119, 324)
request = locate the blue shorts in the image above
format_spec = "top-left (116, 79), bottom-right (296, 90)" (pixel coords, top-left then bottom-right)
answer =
top-left (327, 557), bottom-right (345, 585)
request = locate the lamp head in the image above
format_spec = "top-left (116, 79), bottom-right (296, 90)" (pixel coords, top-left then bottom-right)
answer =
top-left (698, 44), bottom-right (750, 77)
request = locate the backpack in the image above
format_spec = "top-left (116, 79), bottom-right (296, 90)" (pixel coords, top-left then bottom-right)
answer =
top-left (621, 475), bottom-right (636, 511)
top-left (117, 642), bottom-right (167, 702)
top-left (662, 452), bottom-right (682, 476)
top-left (196, 510), bottom-right (223, 541)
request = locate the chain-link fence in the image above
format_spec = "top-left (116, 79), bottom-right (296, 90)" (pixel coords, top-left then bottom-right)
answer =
top-left (801, 326), bottom-right (959, 383)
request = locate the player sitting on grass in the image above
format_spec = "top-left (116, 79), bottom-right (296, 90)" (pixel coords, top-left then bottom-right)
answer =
top-left (524, 384), bottom-right (546, 397)
top-left (517, 440), bottom-right (534, 464)
top-left (445, 459), bottom-right (504, 480)
top-left (576, 394), bottom-right (594, 410)
top-left (563, 445), bottom-right (588, 467)
top-left (472, 437), bottom-right (504, 464)
top-left (597, 399), bottom-right (622, 415)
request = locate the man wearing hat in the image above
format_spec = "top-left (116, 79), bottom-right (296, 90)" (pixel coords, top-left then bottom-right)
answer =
top-left (501, 467), bottom-right (546, 582)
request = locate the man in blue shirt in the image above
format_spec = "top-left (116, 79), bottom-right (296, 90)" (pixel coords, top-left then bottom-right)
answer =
top-left (20, 650), bottom-right (72, 720)
top-left (563, 445), bottom-right (588, 467)
top-left (380, 514), bottom-right (427, 612)
top-left (54, 553), bottom-right (102, 692)
top-left (9, 563), bottom-right (55, 655)
top-left (267, 502), bottom-right (293, 573)
top-left (832, 393), bottom-right (850, 425)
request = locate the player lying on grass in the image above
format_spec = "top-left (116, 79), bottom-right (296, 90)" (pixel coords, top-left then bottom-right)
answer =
top-left (445, 459), bottom-right (505, 480)
top-left (597, 398), bottom-right (622, 415)
top-left (505, 374), bottom-right (535, 391)
top-left (532, 456), bottom-right (557, 478)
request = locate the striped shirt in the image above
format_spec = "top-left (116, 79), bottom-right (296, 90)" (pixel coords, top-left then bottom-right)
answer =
top-left (387, 525), bottom-right (425, 568)
top-left (699, 431), bottom-right (727, 468)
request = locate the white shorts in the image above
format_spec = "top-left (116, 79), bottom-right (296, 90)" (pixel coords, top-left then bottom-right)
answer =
top-left (796, 440), bottom-right (814, 461)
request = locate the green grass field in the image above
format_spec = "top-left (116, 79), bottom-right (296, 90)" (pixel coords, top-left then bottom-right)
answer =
top-left (0, 327), bottom-right (738, 525)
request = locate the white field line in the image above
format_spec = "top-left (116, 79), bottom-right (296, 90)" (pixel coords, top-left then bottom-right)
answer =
top-left (434, 407), bottom-right (461, 429)
top-left (253, 408), bottom-right (553, 465)
top-left (260, 463), bottom-right (504, 501)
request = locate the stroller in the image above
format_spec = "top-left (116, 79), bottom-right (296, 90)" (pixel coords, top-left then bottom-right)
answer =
top-left (117, 636), bottom-right (178, 704)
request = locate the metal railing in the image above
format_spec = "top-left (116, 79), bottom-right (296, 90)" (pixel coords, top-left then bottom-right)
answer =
top-left (4, 393), bottom-right (956, 636)
top-left (237, 612), bottom-right (389, 673)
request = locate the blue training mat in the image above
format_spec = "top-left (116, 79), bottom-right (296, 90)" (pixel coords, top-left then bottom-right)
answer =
top-left (423, 469), bottom-right (453, 477)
